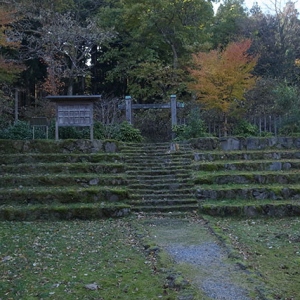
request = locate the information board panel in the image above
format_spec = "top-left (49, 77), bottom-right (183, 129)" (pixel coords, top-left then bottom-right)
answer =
top-left (57, 104), bottom-right (93, 127)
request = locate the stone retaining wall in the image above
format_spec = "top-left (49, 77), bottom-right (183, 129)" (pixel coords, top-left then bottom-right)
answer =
top-left (1, 137), bottom-right (300, 154)
top-left (190, 137), bottom-right (300, 151)
top-left (0, 139), bottom-right (120, 154)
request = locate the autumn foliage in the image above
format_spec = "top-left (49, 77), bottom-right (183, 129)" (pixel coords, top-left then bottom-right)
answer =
top-left (0, 8), bottom-right (23, 83)
top-left (188, 39), bottom-right (258, 116)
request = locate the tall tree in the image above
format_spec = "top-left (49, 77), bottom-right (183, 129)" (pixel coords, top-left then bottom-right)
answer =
top-left (0, 7), bottom-right (23, 83)
top-left (188, 39), bottom-right (258, 136)
top-left (96, 0), bottom-right (213, 100)
top-left (0, 5), bottom-right (24, 126)
top-left (211, 0), bottom-right (248, 47)
top-left (12, 9), bottom-right (112, 95)
top-left (247, 1), bottom-right (300, 81)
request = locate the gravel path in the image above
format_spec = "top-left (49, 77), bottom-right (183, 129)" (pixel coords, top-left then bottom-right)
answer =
top-left (143, 217), bottom-right (254, 300)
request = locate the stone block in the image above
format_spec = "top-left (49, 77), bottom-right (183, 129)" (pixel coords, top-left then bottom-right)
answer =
top-left (219, 137), bottom-right (240, 151)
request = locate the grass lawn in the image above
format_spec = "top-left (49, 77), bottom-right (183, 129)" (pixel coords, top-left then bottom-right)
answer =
top-left (207, 216), bottom-right (300, 300)
top-left (0, 219), bottom-right (177, 300)
top-left (1, 216), bottom-right (300, 300)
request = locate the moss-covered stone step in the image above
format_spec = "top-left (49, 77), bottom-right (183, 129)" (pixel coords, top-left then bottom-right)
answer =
top-left (128, 198), bottom-right (197, 206)
top-left (128, 182), bottom-right (194, 190)
top-left (0, 186), bottom-right (129, 205)
top-left (0, 202), bottom-right (131, 221)
top-left (0, 139), bottom-right (109, 154)
top-left (195, 184), bottom-right (300, 201)
top-left (129, 192), bottom-right (193, 201)
top-left (125, 167), bottom-right (192, 175)
top-left (193, 160), bottom-right (300, 172)
top-left (0, 162), bottom-right (126, 175)
top-left (194, 171), bottom-right (300, 185)
top-left (124, 159), bottom-right (192, 167)
top-left (193, 149), bottom-right (300, 162)
top-left (131, 203), bottom-right (198, 212)
top-left (121, 142), bottom-right (191, 152)
top-left (199, 200), bottom-right (300, 217)
top-left (123, 151), bottom-right (193, 159)
top-left (126, 173), bottom-right (192, 181)
top-left (0, 174), bottom-right (127, 188)
top-left (0, 153), bottom-right (123, 164)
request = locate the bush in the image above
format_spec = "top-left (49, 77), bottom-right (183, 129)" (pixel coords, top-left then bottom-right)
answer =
top-left (0, 120), bottom-right (143, 142)
top-left (114, 121), bottom-right (144, 142)
top-left (94, 122), bottom-right (118, 140)
top-left (173, 109), bottom-right (208, 141)
top-left (50, 124), bottom-right (90, 139)
top-left (0, 121), bottom-right (32, 140)
top-left (233, 119), bottom-right (259, 137)
top-left (94, 121), bottom-right (143, 142)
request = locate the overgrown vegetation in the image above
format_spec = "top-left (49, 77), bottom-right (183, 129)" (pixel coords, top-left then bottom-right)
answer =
top-left (173, 109), bottom-right (208, 141)
top-left (0, 121), bottom-right (143, 142)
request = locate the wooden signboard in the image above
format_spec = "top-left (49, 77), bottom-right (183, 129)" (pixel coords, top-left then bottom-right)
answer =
top-left (47, 95), bottom-right (100, 140)
top-left (57, 103), bottom-right (93, 127)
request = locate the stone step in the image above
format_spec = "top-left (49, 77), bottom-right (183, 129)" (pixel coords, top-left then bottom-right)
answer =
top-left (124, 157), bottom-right (192, 166)
top-left (0, 174), bottom-right (127, 188)
top-left (130, 192), bottom-right (194, 201)
top-left (0, 186), bottom-right (129, 205)
top-left (194, 171), bottom-right (300, 185)
top-left (126, 173), bottom-right (192, 181)
top-left (193, 160), bottom-right (300, 172)
top-left (131, 204), bottom-right (198, 212)
top-left (128, 182), bottom-right (194, 190)
top-left (121, 142), bottom-right (192, 151)
top-left (125, 166), bottom-right (192, 173)
top-left (193, 149), bottom-right (300, 162)
top-left (121, 149), bottom-right (192, 156)
top-left (195, 184), bottom-right (300, 201)
top-left (199, 200), bottom-right (300, 217)
top-left (0, 153), bottom-right (123, 164)
top-left (125, 161), bottom-right (192, 168)
top-left (0, 203), bottom-right (131, 221)
top-left (0, 162), bottom-right (125, 175)
top-left (0, 139), bottom-right (105, 154)
top-left (128, 198), bottom-right (197, 206)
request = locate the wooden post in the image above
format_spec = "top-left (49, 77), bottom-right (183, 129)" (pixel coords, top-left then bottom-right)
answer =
top-left (55, 118), bottom-right (59, 140)
top-left (90, 124), bottom-right (94, 141)
top-left (170, 94), bottom-right (177, 139)
top-left (14, 89), bottom-right (18, 124)
top-left (170, 95), bottom-right (177, 127)
top-left (125, 95), bottom-right (132, 124)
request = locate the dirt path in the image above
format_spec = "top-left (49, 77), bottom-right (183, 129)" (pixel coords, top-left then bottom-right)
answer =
top-left (140, 216), bottom-right (259, 300)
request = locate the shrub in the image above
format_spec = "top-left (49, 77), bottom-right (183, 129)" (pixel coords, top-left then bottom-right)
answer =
top-left (94, 121), bottom-right (143, 142)
top-left (0, 120), bottom-right (143, 142)
top-left (114, 121), bottom-right (144, 142)
top-left (173, 109), bottom-right (208, 141)
top-left (233, 119), bottom-right (259, 137)
top-left (0, 121), bottom-right (32, 140)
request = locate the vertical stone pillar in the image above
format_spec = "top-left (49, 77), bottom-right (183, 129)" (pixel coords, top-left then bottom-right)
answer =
top-left (170, 94), bottom-right (177, 139)
top-left (125, 95), bottom-right (132, 124)
top-left (14, 89), bottom-right (19, 124)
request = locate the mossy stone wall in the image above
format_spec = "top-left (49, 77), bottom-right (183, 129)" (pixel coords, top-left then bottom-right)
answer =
top-left (0, 139), bottom-right (121, 154)
top-left (190, 137), bottom-right (300, 151)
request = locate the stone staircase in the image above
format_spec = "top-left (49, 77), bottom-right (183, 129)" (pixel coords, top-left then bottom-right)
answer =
top-left (0, 140), bottom-right (130, 221)
top-left (121, 142), bottom-right (198, 213)
top-left (2, 138), bottom-right (300, 220)
top-left (193, 149), bottom-right (300, 217)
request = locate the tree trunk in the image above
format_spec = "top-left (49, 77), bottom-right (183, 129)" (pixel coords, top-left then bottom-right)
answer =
top-left (14, 89), bottom-right (18, 124)
top-left (223, 113), bottom-right (228, 137)
top-left (67, 78), bottom-right (74, 95)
